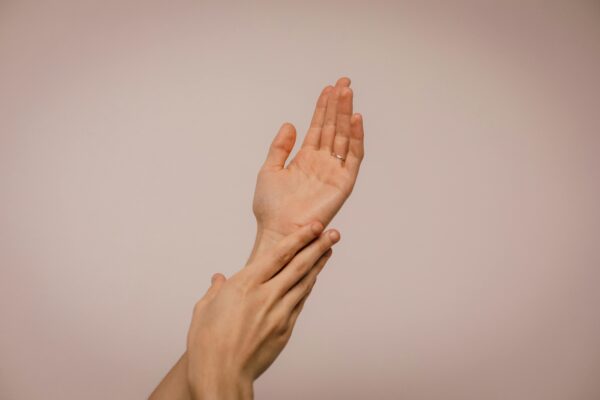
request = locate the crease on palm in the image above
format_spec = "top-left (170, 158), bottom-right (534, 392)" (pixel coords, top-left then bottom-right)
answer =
top-left (252, 77), bottom-right (365, 237)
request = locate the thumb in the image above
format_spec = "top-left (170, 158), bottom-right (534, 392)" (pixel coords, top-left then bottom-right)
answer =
top-left (263, 122), bottom-right (296, 170)
top-left (204, 272), bottom-right (226, 300)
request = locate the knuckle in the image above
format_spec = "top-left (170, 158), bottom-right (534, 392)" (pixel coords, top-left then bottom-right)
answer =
top-left (269, 314), bottom-right (288, 336)
top-left (258, 286), bottom-right (277, 307)
top-left (299, 279), bottom-right (312, 293)
top-left (304, 276), bottom-right (318, 293)
top-left (281, 322), bottom-right (292, 337)
top-left (277, 321), bottom-right (289, 336)
top-left (255, 294), bottom-right (268, 310)
top-left (277, 248), bottom-right (294, 264)
top-left (238, 283), bottom-right (252, 298)
top-left (229, 277), bottom-right (251, 298)
top-left (290, 260), bottom-right (309, 278)
top-left (264, 290), bottom-right (279, 308)
top-left (290, 257), bottom-right (306, 271)
top-left (293, 265), bottom-right (306, 279)
top-left (238, 272), bottom-right (255, 288)
top-left (238, 270), bottom-right (255, 285)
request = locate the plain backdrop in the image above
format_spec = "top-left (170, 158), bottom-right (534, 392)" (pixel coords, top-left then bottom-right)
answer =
top-left (1, 1), bottom-right (599, 399)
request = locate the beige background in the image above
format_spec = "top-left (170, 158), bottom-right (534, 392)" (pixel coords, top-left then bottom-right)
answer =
top-left (1, 1), bottom-right (600, 399)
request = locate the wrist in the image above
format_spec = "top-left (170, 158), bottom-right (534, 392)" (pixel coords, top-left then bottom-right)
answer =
top-left (189, 371), bottom-right (253, 400)
top-left (246, 224), bottom-right (285, 264)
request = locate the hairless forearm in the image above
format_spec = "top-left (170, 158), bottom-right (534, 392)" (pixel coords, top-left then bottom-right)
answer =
top-left (149, 353), bottom-right (192, 400)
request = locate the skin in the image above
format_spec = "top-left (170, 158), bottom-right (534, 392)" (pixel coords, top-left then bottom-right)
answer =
top-left (187, 223), bottom-right (340, 399)
top-left (249, 76), bottom-right (365, 263)
top-left (150, 77), bottom-right (365, 399)
top-left (150, 223), bottom-right (339, 400)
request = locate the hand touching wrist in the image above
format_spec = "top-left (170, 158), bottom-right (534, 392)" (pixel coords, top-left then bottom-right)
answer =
top-left (186, 222), bottom-right (340, 398)
top-left (247, 225), bottom-right (285, 264)
top-left (153, 76), bottom-right (363, 399)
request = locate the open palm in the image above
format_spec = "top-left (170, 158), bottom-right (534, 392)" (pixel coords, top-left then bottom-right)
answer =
top-left (253, 78), bottom-right (365, 239)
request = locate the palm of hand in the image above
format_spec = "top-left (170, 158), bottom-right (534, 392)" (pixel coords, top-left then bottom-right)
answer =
top-left (253, 147), bottom-right (354, 235)
top-left (252, 78), bottom-right (365, 238)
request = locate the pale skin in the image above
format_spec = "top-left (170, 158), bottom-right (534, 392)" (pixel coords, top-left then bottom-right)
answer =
top-left (187, 223), bottom-right (340, 399)
top-left (250, 76), bottom-right (365, 263)
top-left (149, 225), bottom-right (339, 400)
top-left (150, 77), bottom-right (365, 399)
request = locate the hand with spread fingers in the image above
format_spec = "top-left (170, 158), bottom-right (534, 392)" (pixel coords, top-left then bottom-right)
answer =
top-left (187, 223), bottom-right (340, 399)
top-left (250, 77), bottom-right (365, 262)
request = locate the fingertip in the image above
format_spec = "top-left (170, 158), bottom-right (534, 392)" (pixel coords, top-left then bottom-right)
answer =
top-left (311, 221), bottom-right (324, 235)
top-left (327, 229), bottom-right (341, 243)
top-left (281, 121), bottom-right (296, 134)
top-left (211, 273), bottom-right (226, 284)
top-left (336, 76), bottom-right (351, 87)
top-left (275, 122), bottom-right (297, 149)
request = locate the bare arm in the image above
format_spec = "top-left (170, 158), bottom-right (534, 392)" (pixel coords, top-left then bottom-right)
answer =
top-left (249, 76), bottom-right (365, 263)
top-left (151, 76), bottom-right (365, 399)
top-left (149, 353), bottom-right (192, 400)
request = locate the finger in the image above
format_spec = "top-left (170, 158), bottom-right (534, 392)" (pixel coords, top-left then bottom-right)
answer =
top-left (268, 229), bottom-right (339, 295)
top-left (203, 272), bottom-right (226, 302)
top-left (332, 87), bottom-right (353, 161)
top-left (263, 123), bottom-right (296, 170)
top-left (251, 222), bottom-right (325, 282)
top-left (280, 248), bottom-right (331, 314)
top-left (335, 76), bottom-right (351, 88)
top-left (286, 287), bottom-right (311, 332)
top-left (320, 87), bottom-right (340, 152)
top-left (344, 113), bottom-right (365, 176)
top-left (302, 85), bottom-right (334, 149)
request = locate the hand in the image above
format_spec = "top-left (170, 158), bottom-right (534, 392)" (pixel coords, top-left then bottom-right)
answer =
top-left (186, 222), bottom-right (341, 400)
top-left (250, 77), bottom-right (365, 262)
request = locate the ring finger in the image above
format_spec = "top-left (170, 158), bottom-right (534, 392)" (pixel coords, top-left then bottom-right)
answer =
top-left (331, 87), bottom-right (353, 162)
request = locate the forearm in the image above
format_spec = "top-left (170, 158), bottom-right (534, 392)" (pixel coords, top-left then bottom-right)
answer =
top-left (149, 353), bottom-right (193, 400)
top-left (151, 228), bottom-right (278, 400)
